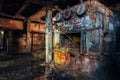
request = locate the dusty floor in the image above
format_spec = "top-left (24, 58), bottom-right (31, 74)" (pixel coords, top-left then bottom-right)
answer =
top-left (0, 54), bottom-right (45, 80)
top-left (0, 54), bottom-right (120, 80)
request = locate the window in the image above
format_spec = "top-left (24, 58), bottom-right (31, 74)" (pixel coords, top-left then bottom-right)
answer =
top-left (0, 29), bottom-right (4, 50)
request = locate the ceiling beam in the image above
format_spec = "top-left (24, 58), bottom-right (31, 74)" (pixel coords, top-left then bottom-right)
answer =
top-left (0, 12), bottom-right (25, 20)
top-left (15, 1), bottom-right (28, 16)
top-left (0, 13), bottom-right (45, 24)
top-left (28, 7), bottom-right (46, 19)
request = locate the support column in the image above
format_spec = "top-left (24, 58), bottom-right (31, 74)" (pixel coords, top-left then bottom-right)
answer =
top-left (26, 20), bottom-right (31, 53)
top-left (45, 8), bottom-right (52, 80)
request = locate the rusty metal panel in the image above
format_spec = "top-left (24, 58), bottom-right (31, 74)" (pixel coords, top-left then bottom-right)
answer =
top-left (81, 56), bottom-right (99, 72)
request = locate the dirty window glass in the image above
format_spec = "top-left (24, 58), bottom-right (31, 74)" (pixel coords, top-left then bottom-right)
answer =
top-left (89, 30), bottom-right (99, 52)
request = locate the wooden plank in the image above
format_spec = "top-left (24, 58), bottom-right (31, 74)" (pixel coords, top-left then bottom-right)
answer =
top-left (29, 22), bottom-right (45, 33)
top-left (0, 18), bottom-right (23, 30)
